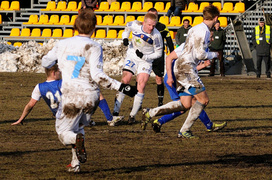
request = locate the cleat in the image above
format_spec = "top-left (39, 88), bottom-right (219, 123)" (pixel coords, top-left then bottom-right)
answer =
top-left (158, 97), bottom-right (163, 106)
top-left (177, 131), bottom-right (199, 139)
top-left (107, 116), bottom-right (124, 126)
top-left (207, 122), bottom-right (227, 132)
top-left (127, 116), bottom-right (136, 125)
top-left (141, 108), bottom-right (152, 130)
top-left (67, 164), bottom-right (80, 173)
top-left (90, 120), bottom-right (96, 126)
top-left (112, 112), bottom-right (119, 116)
top-left (75, 133), bottom-right (87, 163)
top-left (158, 102), bottom-right (163, 106)
top-left (152, 119), bottom-right (162, 133)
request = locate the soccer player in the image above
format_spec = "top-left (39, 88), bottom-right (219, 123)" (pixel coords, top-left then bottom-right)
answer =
top-left (147, 8), bottom-right (175, 106)
top-left (112, 13), bottom-right (164, 124)
top-left (143, 5), bottom-right (221, 138)
top-left (42, 9), bottom-right (137, 173)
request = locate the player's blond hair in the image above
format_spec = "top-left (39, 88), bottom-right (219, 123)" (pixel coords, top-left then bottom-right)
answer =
top-left (144, 13), bottom-right (157, 23)
top-left (74, 8), bottom-right (97, 34)
top-left (203, 5), bottom-right (220, 20)
top-left (45, 64), bottom-right (59, 77)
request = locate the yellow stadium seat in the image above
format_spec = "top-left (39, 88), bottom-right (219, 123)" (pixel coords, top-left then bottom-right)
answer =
top-left (10, 28), bottom-right (20, 36)
top-left (106, 29), bottom-right (117, 38)
top-left (192, 16), bottom-right (203, 26)
top-left (115, 1), bottom-right (131, 12)
top-left (120, 15), bottom-right (135, 26)
top-left (38, 43), bottom-right (43, 46)
top-left (181, 16), bottom-right (192, 25)
top-left (195, 2), bottom-right (209, 13)
top-left (117, 30), bottom-right (124, 39)
top-left (137, 16), bottom-right (144, 22)
top-left (169, 16), bottom-right (181, 26)
top-left (36, 14), bottom-right (49, 24)
top-left (95, 29), bottom-right (106, 38)
top-left (139, 2), bottom-right (153, 12)
top-left (95, 1), bottom-right (109, 11)
top-left (109, 1), bottom-right (120, 11)
top-left (154, 2), bottom-right (164, 12)
top-left (63, 29), bottom-right (73, 38)
top-left (212, 2), bottom-right (222, 12)
top-left (53, 1), bottom-right (67, 11)
top-left (101, 15), bottom-right (113, 25)
top-left (0, 1), bottom-right (9, 10)
top-left (56, 15), bottom-right (70, 25)
top-left (112, 15), bottom-right (124, 25)
top-left (0, 14), bottom-right (2, 24)
top-left (126, 1), bottom-right (141, 12)
top-left (31, 28), bottom-right (41, 37)
top-left (44, 14), bottom-right (59, 25)
top-left (232, 2), bottom-right (245, 13)
top-left (77, 2), bottom-right (82, 10)
top-left (74, 30), bottom-right (79, 36)
top-left (162, 2), bottom-right (171, 12)
top-left (68, 15), bottom-right (78, 25)
top-left (218, 16), bottom-right (228, 27)
top-left (14, 42), bottom-right (22, 47)
top-left (220, 2), bottom-right (233, 13)
top-left (96, 15), bottom-right (102, 25)
top-left (182, 2), bottom-right (198, 12)
top-left (20, 28), bottom-right (31, 37)
top-left (23, 14), bottom-right (38, 25)
top-left (52, 28), bottom-right (62, 38)
top-left (41, 28), bottom-right (52, 37)
top-left (169, 31), bottom-right (174, 39)
top-left (129, 32), bottom-right (132, 39)
top-left (6, 41), bottom-right (12, 45)
top-left (41, 1), bottom-right (56, 11)
top-left (159, 16), bottom-right (169, 26)
top-left (7, 1), bottom-right (20, 10)
top-left (91, 31), bottom-right (95, 38)
top-left (65, 1), bottom-right (77, 11)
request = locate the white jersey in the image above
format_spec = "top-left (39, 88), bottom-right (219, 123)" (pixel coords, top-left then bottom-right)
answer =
top-left (123, 20), bottom-right (163, 63)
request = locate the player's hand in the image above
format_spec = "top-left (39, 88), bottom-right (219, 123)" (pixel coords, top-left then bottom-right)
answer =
top-left (136, 49), bottom-right (143, 58)
top-left (167, 76), bottom-right (174, 88)
top-left (11, 120), bottom-right (23, 126)
top-left (204, 60), bottom-right (211, 66)
top-left (118, 83), bottom-right (138, 97)
top-left (123, 38), bottom-right (129, 46)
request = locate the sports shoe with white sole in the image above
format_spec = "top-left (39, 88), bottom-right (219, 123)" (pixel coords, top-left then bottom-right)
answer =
top-left (141, 108), bottom-right (151, 130)
top-left (75, 133), bottom-right (87, 163)
top-left (152, 119), bottom-right (162, 133)
top-left (107, 116), bottom-right (124, 126)
top-left (207, 122), bottom-right (227, 132)
top-left (67, 164), bottom-right (80, 173)
top-left (128, 116), bottom-right (136, 125)
top-left (177, 131), bottom-right (199, 139)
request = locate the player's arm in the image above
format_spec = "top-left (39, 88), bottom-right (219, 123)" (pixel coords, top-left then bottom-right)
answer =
top-left (42, 43), bottom-right (59, 68)
top-left (139, 34), bottom-right (163, 62)
top-left (164, 27), bottom-right (174, 52)
top-left (194, 32), bottom-right (218, 60)
top-left (197, 60), bottom-right (211, 71)
top-left (122, 21), bottom-right (133, 46)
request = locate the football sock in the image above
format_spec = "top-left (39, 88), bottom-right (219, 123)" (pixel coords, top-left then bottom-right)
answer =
top-left (198, 110), bottom-right (213, 129)
top-left (157, 83), bottom-right (164, 105)
top-left (71, 147), bottom-right (80, 167)
top-left (149, 100), bottom-right (186, 117)
top-left (113, 92), bottom-right (125, 114)
top-left (130, 92), bottom-right (144, 117)
top-left (158, 111), bottom-right (183, 125)
top-left (99, 99), bottom-right (113, 121)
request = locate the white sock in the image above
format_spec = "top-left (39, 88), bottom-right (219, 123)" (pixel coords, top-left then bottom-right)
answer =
top-left (130, 92), bottom-right (144, 117)
top-left (113, 92), bottom-right (125, 113)
top-left (71, 147), bottom-right (80, 167)
top-left (149, 101), bottom-right (186, 117)
top-left (180, 101), bottom-right (205, 132)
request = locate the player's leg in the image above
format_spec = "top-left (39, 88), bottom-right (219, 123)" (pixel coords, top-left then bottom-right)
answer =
top-left (152, 56), bottom-right (165, 106)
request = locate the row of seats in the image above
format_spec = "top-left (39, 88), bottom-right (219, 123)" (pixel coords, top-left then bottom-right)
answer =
top-left (184, 2), bottom-right (245, 13)
top-left (23, 14), bottom-right (78, 25)
top-left (41, 1), bottom-right (80, 11)
top-left (0, 1), bottom-right (20, 11)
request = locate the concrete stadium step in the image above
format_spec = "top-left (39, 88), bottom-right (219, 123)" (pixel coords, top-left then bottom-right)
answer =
top-left (33, 4), bottom-right (47, 8)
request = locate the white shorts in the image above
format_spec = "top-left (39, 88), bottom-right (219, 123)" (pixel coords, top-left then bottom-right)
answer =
top-left (123, 56), bottom-right (152, 75)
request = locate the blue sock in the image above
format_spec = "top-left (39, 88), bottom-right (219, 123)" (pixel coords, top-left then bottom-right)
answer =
top-left (198, 110), bottom-right (213, 129)
top-left (158, 111), bottom-right (182, 125)
top-left (99, 99), bottom-right (113, 121)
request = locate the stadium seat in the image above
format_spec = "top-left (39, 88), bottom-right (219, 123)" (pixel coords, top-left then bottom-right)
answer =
top-left (162, 2), bottom-right (171, 13)
top-left (65, 1), bottom-right (77, 11)
top-left (232, 2), bottom-right (245, 13)
top-left (44, 14), bottom-right (59, 25)
top-left (63, 29), bottom-right (73, 38)
top-left (220, 2), bottom-right (233, 13)
top-left (115, 1), bottom-right (131, 11)
top-left (117, 30), bottom-right (124, 39)
top-left (126, 1), bottom-right (141, 12)
top-left (38, 43), bottom-right (43, 46)
top-left (120, 15), bottom-right (135, 26)
top-left (212, 2), bottom-right (222, 12)
top-left (106, 29), bottom-right (117, 38)
top-left (91, 31), bottom-right (95, 38)
top-left (182, 2), bottom-right (198, 12)
top-left (31, 28), bottom-right (41, 37)
top-left (36, 14), bottom-right (49, 24)
top-left (53, 1), bottom-right (67, 11)
top-left (169, 31), bottom-right (174, 39)
top-left (101, 15), bottom-right (113, 25)
top-left (109, 1), bottom-right (120, 11)
top-left (95, 29), bottom-right (106, 38)
top-left (74, 30), bottom-right (79, 36)
top-left (181, 16), bottom-right (192, 25)
top-left (195, 2), bottom-right (209, 13)
top-left (112, 15), bottom-right (124, 25)
top-left (159, 16), bottom-right (169, 26)
top-left (0, 15), bottom-right (2, 24)
top-left (95, 1), bottom-right (109, 11)
top-left (41, 1), bottom-right (56, 11)
top-left (56, 15), bottom-right (70, 25)
top-left (13, 42), bottom-right (22, 47)
top-left (7, 1), bottom-right (20, 10)
top-left (169, 16), bottom-right (181, 26)
top-left (129, 32), bottom-right (132, 39)
top-left (68, 15), bottom-right (78, 25)
top-left (154, 2), bottom-right (164, 12)
top-left (10, 28), bottom-right (20, 36)
top-left (20, 28), bottom-right (31, 37)
top-left (41, 28), bottom-right (52, 37)
top-left (77, 2), bottom-right (82, 10)
top-left (0, 1), bottom-right (9, 10)
top-left (52, 28), bottom-right (62, 38)
top-left (192, 16), bottom-right (203, 26)
top-left (139, 2), bottom-right (153, 12)
top-left (96, 15), bottom-right (102, 25)
top-left (218, 16), bottom-right (228, 27)
top-left (6, 41), bottom-right (12, 45)
top-left (137, 16), bottom-right (144, 22)
top-left (23, 14), bottom-right (38, 25)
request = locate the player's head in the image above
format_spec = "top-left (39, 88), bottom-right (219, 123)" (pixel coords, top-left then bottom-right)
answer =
top-left (74, 8), bottom-right (97, 36)
top-left (147, 8), bottom-right (158, 20)
top-left (203, 4), bottom-right (220, 22)
top-left (183, 19), bottom-right (190, 28)
top-left (45, 64), bottom-right (61, 80)
top-left (143, 13), bottom-right (157, 34)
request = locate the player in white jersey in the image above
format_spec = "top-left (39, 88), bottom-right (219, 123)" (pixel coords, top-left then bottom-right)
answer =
top-left (143, 5), bottom-right (220, 138)
top-left (42, 9), bottom-right (137, 173)
top-left (112, 13), bottom-right (164, 124)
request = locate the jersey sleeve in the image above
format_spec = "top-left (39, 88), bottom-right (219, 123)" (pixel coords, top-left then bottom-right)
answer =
top-left (31, 84), bottom-right (41, 101)
top-left (143, 33), bottom-right (163, 62)
top-left (174, 43), bottom-right (185, 57)
top-left (122, 21), bottom-right (134, 39)
top-left (42, 42), bottom-right (59, 68)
